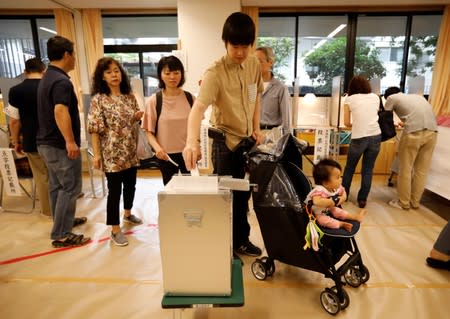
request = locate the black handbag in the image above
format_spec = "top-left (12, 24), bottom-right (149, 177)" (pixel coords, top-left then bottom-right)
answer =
top-left (378, 96), bottom-right (396, 142)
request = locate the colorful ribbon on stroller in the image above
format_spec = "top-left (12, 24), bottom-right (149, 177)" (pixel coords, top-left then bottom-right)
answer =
top-left (303, 203), bottom-right (324, 251)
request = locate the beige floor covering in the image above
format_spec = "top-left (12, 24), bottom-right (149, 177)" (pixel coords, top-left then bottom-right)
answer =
top-left (0, 172), bottom-right (449, 319)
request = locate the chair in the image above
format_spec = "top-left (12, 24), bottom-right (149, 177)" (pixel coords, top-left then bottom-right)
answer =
top-left (82, 146), bottom-right (106, 198)
top-left (0, 149), bottom-right (36, 214)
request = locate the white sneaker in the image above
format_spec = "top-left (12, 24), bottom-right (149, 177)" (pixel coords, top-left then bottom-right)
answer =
top-left (111, 231), bottom-right (129, 246)
top-left (388, 199), bottom-right (409, 210)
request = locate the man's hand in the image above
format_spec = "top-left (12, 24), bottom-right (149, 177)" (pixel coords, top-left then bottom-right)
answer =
top-left (182, 141), bottom-right (201, 171)
top-left (14, 143), bottom-right (24, 155)
top-left (252, 130), bottom-right (265, 145)
top-left (66, 141), bottom-right (80, 159)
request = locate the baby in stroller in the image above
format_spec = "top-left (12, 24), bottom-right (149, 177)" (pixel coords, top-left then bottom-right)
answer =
top-left (248, 133), bottom-right (370, 315)
top-left (306, 158), bottom-right (367, 232)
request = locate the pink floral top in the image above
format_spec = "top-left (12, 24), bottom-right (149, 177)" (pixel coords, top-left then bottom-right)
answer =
top-left (87, 93), bottom-right (140, 172)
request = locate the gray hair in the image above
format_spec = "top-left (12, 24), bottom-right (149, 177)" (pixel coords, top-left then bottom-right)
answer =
top-left (256, 46), bottom-right (275, 63)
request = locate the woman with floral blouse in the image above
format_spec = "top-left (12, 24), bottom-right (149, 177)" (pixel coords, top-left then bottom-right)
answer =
top-left (88, 57), bottom-right (143, 246)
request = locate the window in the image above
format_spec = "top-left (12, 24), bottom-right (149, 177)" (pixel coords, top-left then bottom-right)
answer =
top-left (298, 16), bottom-right (347, 95)
top-left (355, 15), bottom-right (408, 94)
top-left (407, 15), bottom-right (441, 94)
top-left (0, 17), bottom-right (55, 78)
top-left (258, 12), bottom-right (442, 96)
top-left (258, 16), bottom-right (296, 90)
top-left (103, 15), bottom-right (178, 96)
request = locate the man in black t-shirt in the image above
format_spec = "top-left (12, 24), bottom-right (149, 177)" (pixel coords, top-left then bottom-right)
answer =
top-left (37, 36), bottom-right (89, 248)
top-left (8, 58), bottom-right (52, 217)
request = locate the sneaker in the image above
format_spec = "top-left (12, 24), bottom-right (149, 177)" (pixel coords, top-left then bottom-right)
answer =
top-left (388, 199), bottom-right (409, 210)
top-left (111, 231), bottom-right (129, 246)
top-left (235, 241), bottom-right (262, 257)
top-left (123, 214), bottom-right (142, 225)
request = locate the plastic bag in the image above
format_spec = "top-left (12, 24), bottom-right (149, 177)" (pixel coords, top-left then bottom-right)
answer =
top-left (136, 124), bottom-right (154, 160)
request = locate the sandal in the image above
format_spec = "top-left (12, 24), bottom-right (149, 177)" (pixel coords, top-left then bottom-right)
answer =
top-left (73, 217), bottom-right (87, 227)
top-left (52, 233), bottom-right (90, 248)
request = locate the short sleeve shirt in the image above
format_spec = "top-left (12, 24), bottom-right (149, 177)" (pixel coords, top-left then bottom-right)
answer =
top-left (384, 93), bottom-right (437, 134)
top-left (196, 55), bottom-right (264, 149)
top-left (344, 93), bottom-right (381, 139)
top-left (36, 65), bottom-right (81, 149)
top-left (8, 79), bottom-right (41, 152)
top-left (87, 93), bottom-right (140, 173)
top-left (141, 91), bottom-right (192, 154)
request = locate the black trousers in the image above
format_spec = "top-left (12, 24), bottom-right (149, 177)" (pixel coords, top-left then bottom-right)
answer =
top-left (158, 152), bottom-right (189, 185)
top-left (211, 139), bottom-right (252, 248)
top-left (105, 167), bottom-right (137, 225)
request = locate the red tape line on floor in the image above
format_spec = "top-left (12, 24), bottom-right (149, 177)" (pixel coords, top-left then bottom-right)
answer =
top-left (0, 223), bottom-right (158, 266)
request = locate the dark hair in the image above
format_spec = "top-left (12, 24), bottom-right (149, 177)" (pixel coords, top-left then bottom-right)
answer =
top-left (157, 55), bottom-right (185, 89)
top-left (91, 57), bottom-right (131, 96)
top-left (384, 86), bottom-right (401, 99)
top-left (347, 75), bottom-right (371, 96)
top-left (313, 158), bottom-right (342, 186)
top-left (222, 12), bottom-right (255, 46)
top-left (47, 36), bottom-right (74, 61)
top-left (25, 58), bottom-right (46, 73)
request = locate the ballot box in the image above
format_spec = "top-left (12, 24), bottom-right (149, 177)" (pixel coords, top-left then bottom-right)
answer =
top-left (158, 175), bottom-right (233, 296)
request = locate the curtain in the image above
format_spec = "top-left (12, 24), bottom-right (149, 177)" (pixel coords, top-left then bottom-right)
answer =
top-left (81, 9), bottom-right (104, 81)
top-left (53, 8), bottom-right (83, 111)
top-left (429, 5), bottom-right (450, 116)
top-left (242, 6), bottom-right (259, 51)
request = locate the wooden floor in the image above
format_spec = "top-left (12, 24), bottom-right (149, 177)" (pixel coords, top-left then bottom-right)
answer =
top-left (0, 171), bottom-right (449, 319)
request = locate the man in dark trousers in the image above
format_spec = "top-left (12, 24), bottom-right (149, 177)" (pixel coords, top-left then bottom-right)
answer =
top-left (37, 35), bottom-right (89, 247)
top-left (183, 12), bottom-right (264, 256)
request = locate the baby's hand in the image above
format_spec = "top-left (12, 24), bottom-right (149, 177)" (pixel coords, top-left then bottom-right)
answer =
top-left (330, 194), bottom-right (340, 206)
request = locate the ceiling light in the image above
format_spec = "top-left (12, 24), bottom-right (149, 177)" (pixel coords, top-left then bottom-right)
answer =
top-left (39, 27), bottom-right (57, 34)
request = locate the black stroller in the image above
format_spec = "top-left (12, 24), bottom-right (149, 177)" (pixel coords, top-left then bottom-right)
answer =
top-left (247, 133), bottom-right (369, 315)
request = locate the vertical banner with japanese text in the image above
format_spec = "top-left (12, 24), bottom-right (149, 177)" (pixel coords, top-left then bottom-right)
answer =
top-left (313, 127), bottom-right (332, 164)
top-left (0, 148), bottom-right (21, 196)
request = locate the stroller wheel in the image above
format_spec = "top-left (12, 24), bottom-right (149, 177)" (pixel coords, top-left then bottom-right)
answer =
top-left (330, 286), bottom-right (350, 310)
top-left (251, 259), bottom-right (267, 280)
top-left (261, 257), bottom-right (276, 276)
top-left (320, 289), bottom-right (341, 315)
top-left (359, 265), bottom-right (370, 284)
top-left (344, 266), bottom-right (362, 287)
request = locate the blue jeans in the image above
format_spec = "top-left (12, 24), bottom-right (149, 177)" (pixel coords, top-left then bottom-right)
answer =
top-left (38, 145), bottom-right (82, 240)
top-left (342, 134), bottom-right (381, 202)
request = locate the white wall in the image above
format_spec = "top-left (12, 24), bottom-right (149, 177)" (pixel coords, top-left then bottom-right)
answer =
top-left (177, 0), bottom-right (240, 94)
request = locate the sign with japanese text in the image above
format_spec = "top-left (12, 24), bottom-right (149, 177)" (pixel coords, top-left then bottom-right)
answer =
top-left (0, 148), bottom-right (21, 196)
